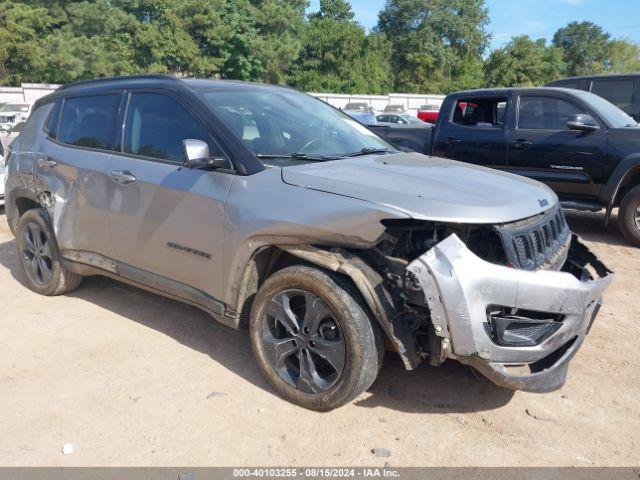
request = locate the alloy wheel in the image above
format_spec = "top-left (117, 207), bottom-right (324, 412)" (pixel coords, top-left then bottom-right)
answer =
top-left (21, 222), bottom-right (53, 286)
top-left (260, 289), bottom-right (346, 393)
top-left (635, 205), bottom-right (640, 231)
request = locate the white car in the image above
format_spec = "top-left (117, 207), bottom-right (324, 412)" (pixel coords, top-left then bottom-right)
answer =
top-left (0, 103), bottom-right (30, 133)
top-left (0, 121), bottom-right (24, 207)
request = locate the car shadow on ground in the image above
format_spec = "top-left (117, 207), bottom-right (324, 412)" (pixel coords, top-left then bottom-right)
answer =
top-left (0, 236), bottom-right (515, 414)
top-left (565, 209), bottom-right (629, 247)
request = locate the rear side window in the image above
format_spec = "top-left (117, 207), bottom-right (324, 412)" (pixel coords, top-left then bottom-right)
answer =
top-left (518, 96), bottom-right (587, 130)
top-left (553, 81), bottom-right (579, 89)
top-left (452, 97), bottom-right (507, 128)
top-left (591, 79), bottom-right (635, 108)
top-left (124, 93), bottom-right (220, 163)
top-left (58, 94), bottom-right (121, 150)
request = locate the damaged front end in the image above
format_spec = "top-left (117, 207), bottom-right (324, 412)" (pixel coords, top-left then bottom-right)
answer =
top-left (404, 226), bottom-right (612, 393)
top-left (284, 204), bottom-right (612, 393)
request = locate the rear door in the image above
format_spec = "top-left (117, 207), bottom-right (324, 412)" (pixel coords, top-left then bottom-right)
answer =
top-left (506, 93), bottom-right (607, 198)
top-left (107, 90), bottom-right (235, 302)
top-left (432, 95), bottom-right (510, 168)
top-left (37, 93), bottom-right (123, 259)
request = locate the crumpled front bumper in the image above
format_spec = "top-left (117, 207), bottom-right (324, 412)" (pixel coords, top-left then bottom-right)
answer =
top-left (406, 234), bottom-right (613, 393)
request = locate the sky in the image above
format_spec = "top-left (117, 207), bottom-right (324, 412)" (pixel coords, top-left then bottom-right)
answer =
top-left (307, 0), bottom-right (640, 51)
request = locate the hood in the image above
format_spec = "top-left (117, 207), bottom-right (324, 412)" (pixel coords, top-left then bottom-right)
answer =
top-left (281, 152), bottom-right (557, 224)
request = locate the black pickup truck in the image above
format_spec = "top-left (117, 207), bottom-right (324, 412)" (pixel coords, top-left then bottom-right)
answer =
top-left (370, 87), bottom-right (640, 246)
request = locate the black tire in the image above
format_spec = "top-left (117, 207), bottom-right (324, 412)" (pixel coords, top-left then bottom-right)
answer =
top-left (618, 184), bottom-right (640, 247)
top-left (15, 208), bottom-right (82, 295)
top-left (250, 265), bottom-right (383, 411)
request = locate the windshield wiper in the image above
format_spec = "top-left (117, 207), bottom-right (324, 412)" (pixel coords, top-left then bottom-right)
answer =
top-left (341, 147), bottom-right (397, 157)
top-left (256, 152), bottom-right (341, 161)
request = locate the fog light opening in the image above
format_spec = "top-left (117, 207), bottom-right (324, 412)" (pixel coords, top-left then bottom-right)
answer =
top-left (487, 306), bottom-right (564, 347)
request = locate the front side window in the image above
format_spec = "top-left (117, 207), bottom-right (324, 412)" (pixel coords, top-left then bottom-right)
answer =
top-left (518, 96), bottom-right (587, 130)
top-left (199, 88), bottom-right (392, 164)
top-left (591, 79), bottom-right (635, 107)
top-left (58, 94), bottom-right (121, 149)
top-left (124, 93), bottom-right (220, 163)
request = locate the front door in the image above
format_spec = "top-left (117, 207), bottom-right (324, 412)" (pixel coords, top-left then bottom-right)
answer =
top-left (506, 94), bottom-right (607, 199)
top-left (107, 91), bottom-right (234, 302)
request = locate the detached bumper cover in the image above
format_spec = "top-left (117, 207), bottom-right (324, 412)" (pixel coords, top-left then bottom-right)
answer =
top-left (407, 234), bottom-right (613, 393)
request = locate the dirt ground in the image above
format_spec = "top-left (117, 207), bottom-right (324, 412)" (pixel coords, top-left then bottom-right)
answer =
top-left (0, 208), bottom-right (638, 467)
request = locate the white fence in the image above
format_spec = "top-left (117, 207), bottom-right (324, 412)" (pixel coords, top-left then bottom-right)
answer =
top-left (310, 92), bottom-right (445, 115)
top-left (0, 83), bottom-right (61, 105)
top-left (0, 83), bottom-right (444, 117)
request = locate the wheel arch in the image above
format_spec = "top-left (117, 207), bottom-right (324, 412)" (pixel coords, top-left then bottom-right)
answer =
top-left (234, 244), bottom-right (422, 370)
top-left (601, 154), bottom-right (640, 224)
top-left (5, 188), bottom-right (44, 235)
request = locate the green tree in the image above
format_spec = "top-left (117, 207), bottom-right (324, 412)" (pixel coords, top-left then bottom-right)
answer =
top-left (253, 0), bottom-right (307, 84)
top-left (484, 36), bottom-right (564, 87)
top-left (607, 39), bottom-right (640, 73)
top-left (377, 0), bottom-right (489, 93)
top-left (0, 2), bottom-right (50, 84)
top-left (552, 21), bottom-right (611, 76)
top-left (290, 0), bottom-right (392, 93)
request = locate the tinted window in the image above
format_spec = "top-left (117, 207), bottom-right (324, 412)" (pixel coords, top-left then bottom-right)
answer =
top-left (453, 97), bottom-right (507, 128)
top-left (591, 79), bottom-right (635, 107)
top-left (58, 95), bottom-right (120, 149)
top-left (45, 100), bottom-right (62, 139)
top-left (124, 93), bottom-right (219, 163)
top-left (518, 96), bottom-right (587, 130)
top-left (554, 81), bottom-right (579, 89)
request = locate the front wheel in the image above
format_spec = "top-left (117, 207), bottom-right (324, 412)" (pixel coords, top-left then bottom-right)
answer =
top-left (618, 185), bottom-right (640, 247)
top-left (250, 265), bottom-right (383, 411)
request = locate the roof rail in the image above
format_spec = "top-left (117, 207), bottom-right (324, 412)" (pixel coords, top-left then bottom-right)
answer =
top-left (57, 74), bottom-right (182, 91)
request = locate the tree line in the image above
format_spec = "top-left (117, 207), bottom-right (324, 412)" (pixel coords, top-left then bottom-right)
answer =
top-left (1, 0), bottom-right (639, 94)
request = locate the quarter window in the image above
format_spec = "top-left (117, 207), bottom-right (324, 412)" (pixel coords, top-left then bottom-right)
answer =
top-left (518, 96), bottom-right (587, 130)
top-left (591, 79), bottom-right (635, 108)
top-left (124, 93), bottom-right (220, 163)
top-left (58, 94), bottom-right (121, 149)
top-left (45, 100), bottom-right (62, 140)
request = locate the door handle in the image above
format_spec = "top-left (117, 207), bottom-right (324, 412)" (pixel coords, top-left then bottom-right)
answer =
top-left (513, 139), bottom-right (533, 149)
top-left (109, 170), bottom-right (137, 185)
top-left (446, 137), bottom-right (461, 144)
top-left (37, 156), bottom-right (57, 168)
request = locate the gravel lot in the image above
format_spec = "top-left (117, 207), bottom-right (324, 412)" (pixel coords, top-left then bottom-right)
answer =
top-left (0, 208), bottom-right (638, 466)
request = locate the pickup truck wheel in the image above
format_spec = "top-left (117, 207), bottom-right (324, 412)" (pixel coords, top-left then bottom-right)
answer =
top-left (618, 185), bottom-right (640, 247)
top-left (250, 265), bottom-right (382, 411)
top-left (15, 208), bottom-right (82, 295)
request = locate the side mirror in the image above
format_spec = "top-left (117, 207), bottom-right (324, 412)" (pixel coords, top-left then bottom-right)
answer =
top-left (182, 139), bottom-right (229, 169)
top-left (567, 114), bottom-right (599, 132)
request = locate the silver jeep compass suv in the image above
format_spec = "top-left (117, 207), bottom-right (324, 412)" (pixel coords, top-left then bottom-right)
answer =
top-left (4, 75), bottom-right (612, 410)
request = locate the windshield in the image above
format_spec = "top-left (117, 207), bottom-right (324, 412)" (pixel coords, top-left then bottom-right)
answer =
top-left (577, 91), bottom-right (638, 127)
top-left (0, 103), bottom-right (28, 113)
top-left (199, 88), bottom-right (394, 162)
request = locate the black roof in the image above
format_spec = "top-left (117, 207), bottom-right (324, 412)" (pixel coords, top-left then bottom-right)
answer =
top-left (548, 73), bottom-right (640, 83)
top-left (33, 74), bottom-right (291, 109)
top-left (445, 86), bottom-right (591, 97)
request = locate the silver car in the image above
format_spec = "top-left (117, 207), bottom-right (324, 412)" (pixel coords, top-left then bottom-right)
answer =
top-left (4, 75), bottom-right (612, 410)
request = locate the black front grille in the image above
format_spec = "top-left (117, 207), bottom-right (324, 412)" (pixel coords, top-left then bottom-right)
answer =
top-left (496, 206), bottom-right (570, 271)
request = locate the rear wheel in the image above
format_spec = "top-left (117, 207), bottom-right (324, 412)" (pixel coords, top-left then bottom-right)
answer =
top-left (250, 265), bottom-right (382, 411)
top-left (16, 208), bottom-right (82, 295)
top-left (618, 185), bottom-right (640, 247)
